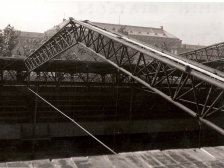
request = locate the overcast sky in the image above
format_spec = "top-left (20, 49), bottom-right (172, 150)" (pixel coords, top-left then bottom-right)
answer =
top-left (0, 0), bottom-right (224, 46)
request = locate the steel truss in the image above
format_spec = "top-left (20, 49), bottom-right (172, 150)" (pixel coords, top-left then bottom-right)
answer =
top-left (0, 57), bottom-right (134, 86)
top-left (180, 42), bottom-right (224, 70)
top-left (25, 18), bottom-right (224, 136)
top-left (0, 70), bottom-right (132, 87)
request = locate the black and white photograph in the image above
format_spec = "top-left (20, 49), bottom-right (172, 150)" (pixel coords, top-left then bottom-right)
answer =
top-left (0, 0), bottom-right (224, 167)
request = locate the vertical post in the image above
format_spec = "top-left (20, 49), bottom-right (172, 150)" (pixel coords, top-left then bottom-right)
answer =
top-left (0, 70), bottom-right (3, 85)
top-left (113, 70), bottom-right (120, 151)
top-left (115, 70), bottom-right (120, 120)
top-left (56, 72), bottom-right (60, 89)
top-left (27, 71), bottom-right (30, 87)
top-left (31, 84), bottom-right (38, 158)
top-left (86, 64), bottom-right (90, 91)
top-left (127, 82), bottom-right (134, 148)
top-left (101, 74), bottom-right (105, 84)
top-left (0, 71), bottom-right (2, 98)
top-left (129, 85), bottom-right (134, 122)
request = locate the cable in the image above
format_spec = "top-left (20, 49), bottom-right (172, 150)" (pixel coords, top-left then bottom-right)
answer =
top-left (27, 87), bottom-right (117, 155)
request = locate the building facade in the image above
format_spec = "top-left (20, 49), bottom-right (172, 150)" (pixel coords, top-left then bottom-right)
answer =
top-left (12, 20), bottom-right (204, 57)
top-left (93, 22), bottom-right (182, 54)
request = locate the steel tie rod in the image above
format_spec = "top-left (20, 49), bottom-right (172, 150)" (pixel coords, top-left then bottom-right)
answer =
top-left (28, 87), bottom-right (117, 155)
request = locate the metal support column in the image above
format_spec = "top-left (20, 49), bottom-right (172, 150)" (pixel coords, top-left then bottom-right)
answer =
top-left (31, 84), bottom-right (38, 158)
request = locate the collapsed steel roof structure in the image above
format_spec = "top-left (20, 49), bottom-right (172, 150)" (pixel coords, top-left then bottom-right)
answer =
top-left (180, 41), bottom-right (224, 70)
top-left (23, 18), bottom-right (224, 136)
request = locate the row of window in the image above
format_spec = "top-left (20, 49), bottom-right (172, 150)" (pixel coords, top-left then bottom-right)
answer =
top-left (111, 27), bottom-right (166, 36)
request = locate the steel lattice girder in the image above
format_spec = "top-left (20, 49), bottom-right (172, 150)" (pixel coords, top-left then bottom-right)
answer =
top-left (180, 42), bottom-right (224, 69)
top-left (0, 57), bottom-right (135, 84)
top-left (25, 18), bottom-right (224, 136)
top-left (0, 57), bottom-right (119, 74)
top-left (1, 70), bottom-right (129, 85)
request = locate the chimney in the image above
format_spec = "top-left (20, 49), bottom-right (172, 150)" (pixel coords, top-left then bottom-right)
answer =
top-left (160, 26), bottom-right (163, 30)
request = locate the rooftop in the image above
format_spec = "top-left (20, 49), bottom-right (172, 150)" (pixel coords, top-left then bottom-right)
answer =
top-left (93, 22), bottom-right (179, 39)
top-left (1, 146), bottom-right (224, 167)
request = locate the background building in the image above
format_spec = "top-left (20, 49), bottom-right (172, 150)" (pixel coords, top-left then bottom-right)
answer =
top-left (12, 20), bottom-right (204, 57)
top-left (178, 43), bottom-right (205, 53)
top-left (93, 22), bottom-right (182, 54)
